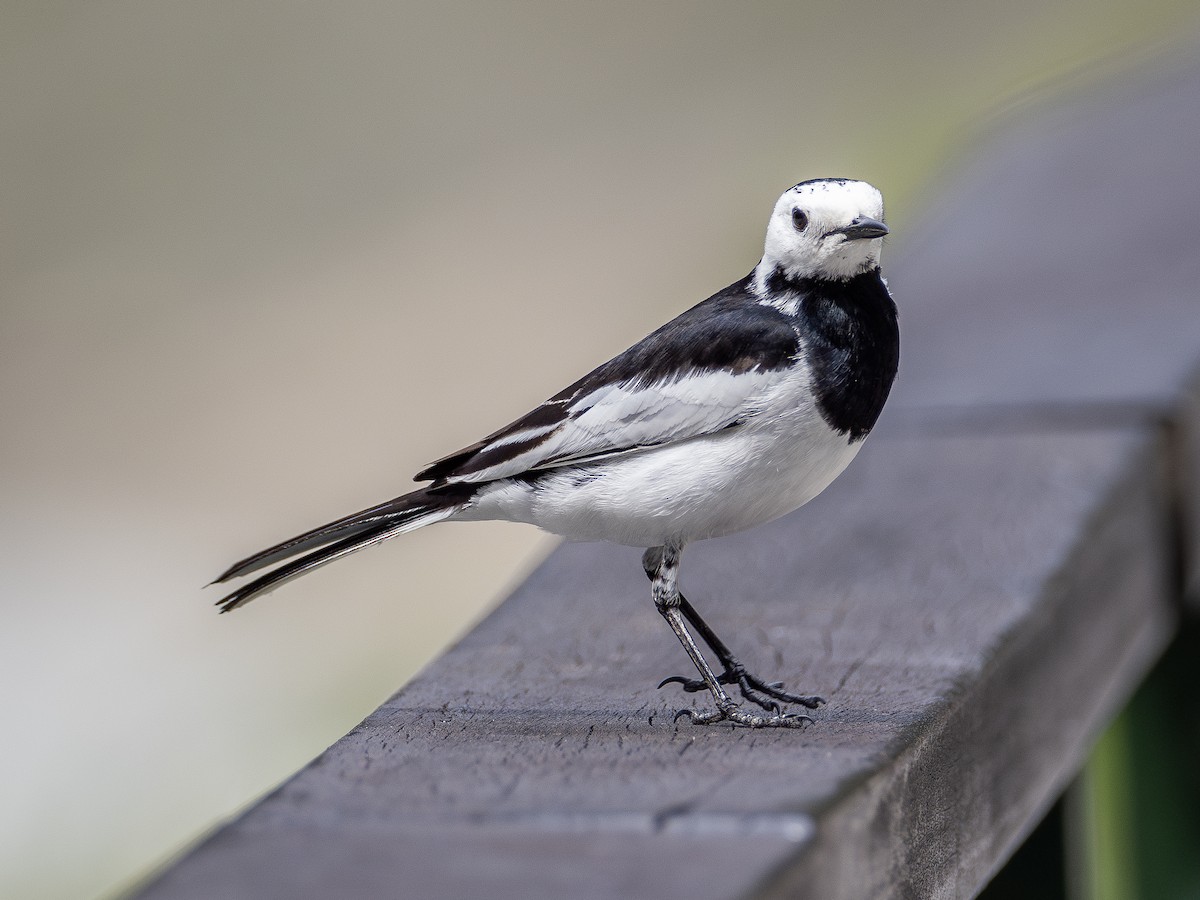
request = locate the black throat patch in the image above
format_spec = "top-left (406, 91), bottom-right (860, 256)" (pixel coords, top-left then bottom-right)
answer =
top-left (776, 268), bottom-right (899, 442)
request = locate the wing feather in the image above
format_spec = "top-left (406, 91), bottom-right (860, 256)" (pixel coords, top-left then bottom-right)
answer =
top-left (417, 274), bottom-right (801, 485)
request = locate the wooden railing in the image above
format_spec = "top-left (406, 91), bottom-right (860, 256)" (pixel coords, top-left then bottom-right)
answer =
top-left (135, 47), bottom-right (1200, 900)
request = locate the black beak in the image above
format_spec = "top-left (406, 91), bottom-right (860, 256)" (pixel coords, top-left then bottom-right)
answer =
top-left (833, 217), bottom-right (889, 241)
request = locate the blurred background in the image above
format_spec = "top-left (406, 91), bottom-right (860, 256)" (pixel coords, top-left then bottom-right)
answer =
top-left (3, 2), bottom-right (1199, 897)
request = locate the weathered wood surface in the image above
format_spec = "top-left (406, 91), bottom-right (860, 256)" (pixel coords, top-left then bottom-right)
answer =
top-left (141, 428), bottom-right (1174, 900)
top-left (138, 45), bottom-right (1200, 900)
top-left (890, 46), bottom-right (1200, 608)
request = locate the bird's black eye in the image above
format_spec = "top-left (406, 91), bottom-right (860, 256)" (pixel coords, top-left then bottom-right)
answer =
top-left (791, 208), bottom-right (809, 232)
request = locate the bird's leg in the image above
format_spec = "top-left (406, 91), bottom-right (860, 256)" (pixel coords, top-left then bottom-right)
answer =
top-left (669, 595), bottom-right (824, 712)
top-left (644, 546), bottom-right (732, 709)
top-left (643, 546), bottom-right (809, 728)
top-left (642, 550), bottom-right (823, 715)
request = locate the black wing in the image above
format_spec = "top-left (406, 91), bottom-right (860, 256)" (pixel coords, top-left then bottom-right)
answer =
top-left (416, 273), bottom-right (801, 485)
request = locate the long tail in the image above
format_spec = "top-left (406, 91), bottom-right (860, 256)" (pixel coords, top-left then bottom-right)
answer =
top-left (211, 484), bottom-right (475, 613)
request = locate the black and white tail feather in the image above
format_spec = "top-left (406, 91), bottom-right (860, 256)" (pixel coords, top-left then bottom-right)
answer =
top-left (212, 486), bottom-right (472, 612)
top-left (212, 178), bottom-right (899, 729)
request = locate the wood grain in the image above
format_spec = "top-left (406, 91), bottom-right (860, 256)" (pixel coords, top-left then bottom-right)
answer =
top-left (137, 427), bottom-right (1174, 900)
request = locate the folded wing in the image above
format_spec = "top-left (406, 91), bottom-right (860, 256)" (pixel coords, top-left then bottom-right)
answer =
top-left (418, 285), bottom-right (801, 486)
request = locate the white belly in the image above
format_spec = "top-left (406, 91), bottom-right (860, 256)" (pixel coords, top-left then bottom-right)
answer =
top-left (463, 406), bottom-right (862, 548)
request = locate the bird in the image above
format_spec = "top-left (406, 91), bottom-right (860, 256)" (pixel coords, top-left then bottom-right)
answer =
top-left (212, 177), bottom-right (899, 728)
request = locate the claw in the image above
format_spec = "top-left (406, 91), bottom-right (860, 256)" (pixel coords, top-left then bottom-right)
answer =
top-left (657, 675), bottom-right (708, 693)
top-left (658, 665), bottom-right (822, 712)
top-left (734, 669), bottom-right (825, 709)
top-left (673, 702), bottom-right (813, 729)
top-left (754, 696), bottom-right (782, 715)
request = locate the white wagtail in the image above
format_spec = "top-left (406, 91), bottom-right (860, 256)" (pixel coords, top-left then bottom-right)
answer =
top-left (213, 178), bottom-right (898, 728)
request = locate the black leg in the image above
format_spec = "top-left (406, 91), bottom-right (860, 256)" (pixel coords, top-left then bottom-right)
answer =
top-left (642, 552), bottom-right (823, 714)
top-left (642, 546), bottom-right (811, 728)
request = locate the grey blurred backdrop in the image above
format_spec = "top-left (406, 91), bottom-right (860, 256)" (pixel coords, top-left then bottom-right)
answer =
top-left (2, 2), bottom-right (1197, 897)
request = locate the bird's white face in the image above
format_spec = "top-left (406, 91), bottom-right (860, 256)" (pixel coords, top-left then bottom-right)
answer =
top-left (760, 179), bottom-right (887, 283)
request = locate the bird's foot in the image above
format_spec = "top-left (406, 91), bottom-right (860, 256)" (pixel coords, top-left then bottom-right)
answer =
top-left (673, 698), bottom-right (812, 729)
top-left (658, 664), bottom-right (825, 713)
